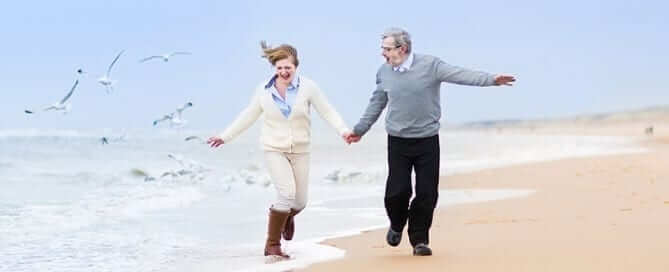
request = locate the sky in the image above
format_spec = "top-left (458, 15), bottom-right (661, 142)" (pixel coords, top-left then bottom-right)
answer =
top-left (1, 0), bottom-right (667, 129)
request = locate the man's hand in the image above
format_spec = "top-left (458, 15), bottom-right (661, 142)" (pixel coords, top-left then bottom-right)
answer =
top-left (343, 132), bottom-right (362, 144)
top-left (494, 74), bottom-right (516, 86)
top-left (207, 136), bottom-right (224, 148)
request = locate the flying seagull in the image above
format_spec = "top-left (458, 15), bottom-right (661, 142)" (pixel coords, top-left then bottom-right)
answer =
top-left (152, 102), bottom-right (193, 128)
top-left (139, 51), bottom-right (192, 63)
top-left (97, 50), bottom-right (124, 93)
top-left (25, 79), bottom-right (79, 114)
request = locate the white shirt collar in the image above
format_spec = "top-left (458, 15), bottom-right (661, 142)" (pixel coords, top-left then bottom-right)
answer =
top-left (265, 75), bottom-right (300, 102)
top-left (393, 53), bottom-right (414, 72)
top-left (265, 74), bottom-right (300, 89)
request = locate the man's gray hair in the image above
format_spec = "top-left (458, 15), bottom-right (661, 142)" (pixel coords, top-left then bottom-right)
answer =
top-left (382, 27), bottom-right (412, 54)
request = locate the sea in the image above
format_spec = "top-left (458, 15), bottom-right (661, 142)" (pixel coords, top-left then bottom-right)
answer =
top-left (0, 126), bottom-right (646, 272)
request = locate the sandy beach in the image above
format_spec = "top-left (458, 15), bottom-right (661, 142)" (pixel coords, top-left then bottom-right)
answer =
top-left (300, 135), bottom-right (669, 271)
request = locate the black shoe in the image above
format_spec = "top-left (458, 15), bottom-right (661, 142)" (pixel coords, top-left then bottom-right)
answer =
top-left (386, 228), bottom-right (402, 247)
top-left (412, 243), bottom-right (432, 256)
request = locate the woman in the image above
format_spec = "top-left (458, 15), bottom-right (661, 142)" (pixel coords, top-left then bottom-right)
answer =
top-left (207, 41), bottom-right (351, 259)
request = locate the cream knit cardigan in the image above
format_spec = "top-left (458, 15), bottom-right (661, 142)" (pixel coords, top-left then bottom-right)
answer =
top-left (218, 76), bottom-right (349, 153)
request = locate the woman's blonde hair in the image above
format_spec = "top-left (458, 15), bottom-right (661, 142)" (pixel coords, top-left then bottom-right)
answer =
top-left (260, 40), bottom-right (299, 67)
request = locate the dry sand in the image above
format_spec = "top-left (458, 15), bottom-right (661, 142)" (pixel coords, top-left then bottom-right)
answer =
top-left (299, 136), bottom-right (669, 271)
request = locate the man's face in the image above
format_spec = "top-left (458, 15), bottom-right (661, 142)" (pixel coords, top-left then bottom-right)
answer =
top-left (381, 37), bottom-right (406, 66)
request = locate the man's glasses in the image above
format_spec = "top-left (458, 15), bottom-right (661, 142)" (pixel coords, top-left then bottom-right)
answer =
top-left (381, 45), bottom-right (401, 52)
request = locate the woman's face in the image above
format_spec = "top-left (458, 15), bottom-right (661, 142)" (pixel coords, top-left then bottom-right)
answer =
top-left (274, 57), bottom-right (296, 84)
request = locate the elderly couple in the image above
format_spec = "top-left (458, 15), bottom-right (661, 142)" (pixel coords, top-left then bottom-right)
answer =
top-left (207, 27), bottom-right (515, 259)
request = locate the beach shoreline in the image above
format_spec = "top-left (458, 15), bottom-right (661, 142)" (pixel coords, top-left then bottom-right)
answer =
top-left (298, 136), bottom-right (669, 271)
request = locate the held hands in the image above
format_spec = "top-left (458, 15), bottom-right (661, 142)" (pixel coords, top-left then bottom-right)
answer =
top-left (207, 136), bottom-right (224, 148)
top-left (342, 132), bottom-right (361, 144)
top-left (494, 74), bottom-right (516, 86)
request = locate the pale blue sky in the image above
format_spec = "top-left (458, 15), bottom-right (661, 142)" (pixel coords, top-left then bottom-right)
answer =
top-left (1, 1), bottom-right (667, 129)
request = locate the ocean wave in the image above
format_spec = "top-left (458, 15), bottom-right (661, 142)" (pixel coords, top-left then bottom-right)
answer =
top-left (1, 183), bottom-right (205, 241)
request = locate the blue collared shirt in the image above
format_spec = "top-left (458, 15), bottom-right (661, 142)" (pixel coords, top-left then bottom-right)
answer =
top-left (265, 75), bottom-right (300, 118)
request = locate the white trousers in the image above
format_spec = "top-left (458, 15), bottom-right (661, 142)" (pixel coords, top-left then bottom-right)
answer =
top-left (263, 151), bottom-right (310, 212)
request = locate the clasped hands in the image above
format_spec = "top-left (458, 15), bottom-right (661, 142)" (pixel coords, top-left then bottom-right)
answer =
top-left (341, 132), bottom-right (361, 145)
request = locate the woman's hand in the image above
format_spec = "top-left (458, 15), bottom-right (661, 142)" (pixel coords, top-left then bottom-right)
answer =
top-left (207, 136), bottom-right (225, 148)
top-left (342, 131), bottom-right (361, 145)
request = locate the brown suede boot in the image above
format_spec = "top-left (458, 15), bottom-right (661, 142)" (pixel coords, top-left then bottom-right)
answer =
top-left (282, 209), bottom-right (302, 241)
top-left (264, 209), bottom-right (290, 258)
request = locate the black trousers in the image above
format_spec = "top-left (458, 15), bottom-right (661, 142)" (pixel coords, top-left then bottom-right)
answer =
top-left (385, 134), bottom-right (440, 246)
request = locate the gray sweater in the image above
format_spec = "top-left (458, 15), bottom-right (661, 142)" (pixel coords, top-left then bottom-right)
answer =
top-left (353, 54), bottom-right (497, 138)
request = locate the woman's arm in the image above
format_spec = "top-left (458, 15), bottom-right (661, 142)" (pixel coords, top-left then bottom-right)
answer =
top-left (309, 84), bottom-right (350, 136)
top-left (215, 91), bottom-right (263, 144)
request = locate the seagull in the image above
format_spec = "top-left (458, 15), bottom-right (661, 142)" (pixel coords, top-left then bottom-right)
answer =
top-left (76, 68), bottom-right (86, 75)
top-left (139, 51), bottom-right (192, 63)
top-left (97, 50), bottom-right (124, 93)
top-left (152, 102), bottom-right (193, 128)
top-left (25, 80), bottom-right (79, 114)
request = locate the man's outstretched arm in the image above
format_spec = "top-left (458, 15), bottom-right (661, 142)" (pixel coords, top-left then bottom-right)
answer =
top-left (435, 59), bottom-right (514, 86)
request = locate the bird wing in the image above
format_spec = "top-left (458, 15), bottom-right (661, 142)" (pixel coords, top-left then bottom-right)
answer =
top-left (175, 102), bottom-right (192, 115)
top-left (106, 50), bottom-right (124, 76)
top-left (184, 136), bottom-right (203, 142)
top-left (152, 114), bottom-right (173, 126)
top-left (59, 80), bottom-right (79, 104)
top-left (170, 51), bottom-right (192, 56)
top-left (139, 56), bottom-right (162, 63)
top-left (43, 105), bottom-right (57, 111)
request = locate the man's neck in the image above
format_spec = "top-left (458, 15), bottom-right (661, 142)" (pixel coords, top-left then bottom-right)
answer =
top-left (396, 53), bottom-right (411, 66)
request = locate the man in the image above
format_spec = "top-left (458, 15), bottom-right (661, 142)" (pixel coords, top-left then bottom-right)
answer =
top-left (347, 27), bottom-right (515, 256)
